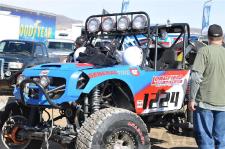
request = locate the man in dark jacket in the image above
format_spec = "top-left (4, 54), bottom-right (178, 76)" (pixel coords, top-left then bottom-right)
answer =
top-left (189, 24), bottom-right (225, 149)
top-left (67, 35), bottom-right (86, 62)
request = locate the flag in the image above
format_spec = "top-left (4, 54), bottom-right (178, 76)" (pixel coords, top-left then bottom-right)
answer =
top-left (121, 0), bottom-right (130, 13)
top-left (202, 0), bottom-right (213, 34)
top-left (102, 9), bottom-right (109, 15)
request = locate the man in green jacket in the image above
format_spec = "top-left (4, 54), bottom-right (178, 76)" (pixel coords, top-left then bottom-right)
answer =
top-left (189, 24), bottom-right (225, 149)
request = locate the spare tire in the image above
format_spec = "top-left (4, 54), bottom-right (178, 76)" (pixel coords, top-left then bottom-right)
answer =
top-left (76, 108), bottom-right (150, 149)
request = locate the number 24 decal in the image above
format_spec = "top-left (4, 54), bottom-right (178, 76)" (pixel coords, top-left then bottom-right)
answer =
top-left (142, 90), bottom-right (179, 109)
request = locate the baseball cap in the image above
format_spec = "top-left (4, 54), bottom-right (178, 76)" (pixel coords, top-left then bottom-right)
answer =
top-left (208, 24), bottom-right (223, 37)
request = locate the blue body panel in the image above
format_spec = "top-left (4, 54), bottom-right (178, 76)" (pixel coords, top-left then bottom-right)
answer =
top-left (82, 65), bottom-right (163, 94)
top-left (14, 63), bottom-right (163, 106)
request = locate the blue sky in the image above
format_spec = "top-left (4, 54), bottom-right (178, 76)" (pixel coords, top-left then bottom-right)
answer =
top-left (0, 0), bottom-right (224, 29)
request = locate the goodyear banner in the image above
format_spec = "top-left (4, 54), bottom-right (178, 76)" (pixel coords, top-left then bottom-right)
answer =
top-left (12, 11), bottom-right (56, 41)
top-left (10, 11), bottom-right (56, 41)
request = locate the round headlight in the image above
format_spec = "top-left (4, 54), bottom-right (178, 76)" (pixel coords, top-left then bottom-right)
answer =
top-left (132, 15), bottom-right (147, 30)
top-left (17, 75), bottom-right (25, 85)
top-left (87, 18), bottom-right (100, 33)
top-left (102, 17), bottom-right (114, 32)
top-left (40, 76), bottom-right (50, 87)
top-left (5, 71), bottom-right (11, 77)
top-left (117, 16), bottom-right (130, 31)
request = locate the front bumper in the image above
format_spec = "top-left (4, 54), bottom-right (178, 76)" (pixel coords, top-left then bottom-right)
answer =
top-left (0, 71), bottom-right (21, 95)
top-left (14, 79), bottom-right (81, 107)
top-left (0, 80), bottom-right (14, 95)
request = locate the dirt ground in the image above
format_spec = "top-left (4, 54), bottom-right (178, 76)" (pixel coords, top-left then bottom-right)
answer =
top-left (0, 127), bottom-right (197, 149)
top-left (50, 110), bottom-right (198, 149)
top-left (0, 96), bottom-right (197, 149)
top-left (150, 128), bottom-right (197, 149)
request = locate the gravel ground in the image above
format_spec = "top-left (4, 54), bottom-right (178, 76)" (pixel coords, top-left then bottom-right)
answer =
top-left (0, 96), bottom-right (197, 149)
top-left (0, 128), bottom-right (197, 149)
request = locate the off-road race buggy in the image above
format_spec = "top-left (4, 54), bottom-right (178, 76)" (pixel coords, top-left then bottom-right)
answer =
top-left (1, 11), bottom-right (204, 149)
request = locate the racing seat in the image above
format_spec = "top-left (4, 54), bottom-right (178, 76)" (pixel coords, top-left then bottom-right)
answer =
top-left (156, 48), bottom-right (178, 70)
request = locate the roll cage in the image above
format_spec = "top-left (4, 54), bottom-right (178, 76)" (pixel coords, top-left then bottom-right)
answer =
top-left (148, 23), bottom-right (190, 70)
top-left (84, 12), bottom-right (190, 71)
top-left (84, 11), bottom-right (151, 67)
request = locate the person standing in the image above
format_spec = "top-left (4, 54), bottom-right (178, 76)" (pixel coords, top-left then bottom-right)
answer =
top-left (188, 24), bottom-right (225, 149)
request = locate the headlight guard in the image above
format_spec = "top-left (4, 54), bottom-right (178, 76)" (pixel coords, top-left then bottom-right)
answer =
top-left (87, 18), bottom-right (100, 33)
top-left (102, 17), bottom-right (115, 32)
top-left (117, 16), bottom-right (130, 31)
top-left (132, 15), bottom-right (147, 30)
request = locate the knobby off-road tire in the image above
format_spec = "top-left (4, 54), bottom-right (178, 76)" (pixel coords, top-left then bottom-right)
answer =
top-left (76, 108), bottom-right (150, 149)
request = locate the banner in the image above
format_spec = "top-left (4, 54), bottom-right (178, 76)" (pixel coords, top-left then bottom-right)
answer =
top-left (102, 9), bottom-right (109, 14)
top-left (202, 0), bottom-right (213, 34)
top-left (121, 0), bottom-right (130, 13)
top-left (0, 7), bottom-right (56, 41)
top-left (13, 11), bottom-right (56, 41)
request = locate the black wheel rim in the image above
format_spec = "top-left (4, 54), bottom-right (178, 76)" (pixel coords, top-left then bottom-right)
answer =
top-left (1, 116), bottom-right (30, 149)
top-left (105, 130), bottom-right (136, 149)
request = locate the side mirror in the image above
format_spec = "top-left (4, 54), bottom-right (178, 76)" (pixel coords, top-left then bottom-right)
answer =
top-left (34, 52), bottom-right (42, 58)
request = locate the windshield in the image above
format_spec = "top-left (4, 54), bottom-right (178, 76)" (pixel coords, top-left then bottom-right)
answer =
top-left (48, 42), bottom-right (74, 51)
top-left (0, 41), bottom-right (33, 55)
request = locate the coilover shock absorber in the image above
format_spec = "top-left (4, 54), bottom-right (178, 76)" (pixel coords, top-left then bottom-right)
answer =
top-left (91, 86), bottom-right (101, 112)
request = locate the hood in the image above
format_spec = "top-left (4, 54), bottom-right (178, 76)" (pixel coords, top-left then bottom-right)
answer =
top-left (31, 63), bottom-right (95, 71)
top-left (0, 53), bottom-right (32, 63)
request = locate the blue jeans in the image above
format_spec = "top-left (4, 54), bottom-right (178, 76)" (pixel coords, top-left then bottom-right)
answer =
top-left (194, 107), bottom-right (225, 149)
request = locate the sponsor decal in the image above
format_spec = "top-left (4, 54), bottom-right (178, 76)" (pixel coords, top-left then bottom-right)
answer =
top-left (88, 71), bottom-right (118, 78)
top-left (152, 75), bottom-right (183, 86)
top-left (136, 100), bottom-right (143, 108)
top-left (134, 70), bottom-right (190, 114)
top-left (128, 122), bottom-right (145, 144)
top-left (117, 70), bottom-right (130, 75)
top-left (88, 70), bottom-right (132, 78)
top-left (40, 70), bottom-right (49, 76)
top-left (130, 68), bottom-right (140, 76)
top-left (76, 63), bottom-right (94, 67)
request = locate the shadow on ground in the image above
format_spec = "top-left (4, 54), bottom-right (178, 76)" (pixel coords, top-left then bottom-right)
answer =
top-left (163, 127), bottom-right (195, 138)
top-left (151, 136), bottom-right (197, 149)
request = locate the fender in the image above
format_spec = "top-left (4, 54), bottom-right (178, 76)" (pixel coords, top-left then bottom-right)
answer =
top-left (82, 77), bottom-right (134, 96)
top-left (81, 65), bottom-right (142, 95)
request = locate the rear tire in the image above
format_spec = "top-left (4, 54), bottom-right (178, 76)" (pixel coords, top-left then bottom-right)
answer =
top-left (76, 108), bottom-right (150, 149)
